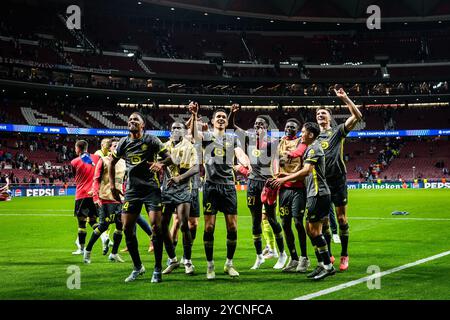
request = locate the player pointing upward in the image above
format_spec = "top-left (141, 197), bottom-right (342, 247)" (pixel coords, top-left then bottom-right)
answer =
top-left (316, 88), bottom-right (363, 271)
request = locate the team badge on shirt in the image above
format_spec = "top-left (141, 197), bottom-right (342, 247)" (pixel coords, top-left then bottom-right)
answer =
top-left (252, 149), bottom-right (261, 157)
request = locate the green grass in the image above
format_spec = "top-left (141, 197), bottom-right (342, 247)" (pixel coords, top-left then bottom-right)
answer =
top-left (0, 189), bottom-right (449, 300)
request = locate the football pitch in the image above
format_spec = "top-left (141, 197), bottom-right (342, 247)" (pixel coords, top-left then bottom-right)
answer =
top-left (0, 189), bottom-right (449, 300)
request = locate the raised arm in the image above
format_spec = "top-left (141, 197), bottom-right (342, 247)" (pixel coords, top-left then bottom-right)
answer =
top-left (335, 88), bottom-right (363, 132)
top-left (228, 103), bottom-right (245, 133)
top-left (185, 113), bottom-right (193, 130)
top-left (189, 102), bottom-right (202, 143)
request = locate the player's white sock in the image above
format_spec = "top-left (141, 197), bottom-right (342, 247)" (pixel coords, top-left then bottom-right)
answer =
top-left (100, 232), bottom-right (109, 243)
top-left (207, 260), bottom-right (214, 268)
top-left (225, 258), bottom-right (233, 266)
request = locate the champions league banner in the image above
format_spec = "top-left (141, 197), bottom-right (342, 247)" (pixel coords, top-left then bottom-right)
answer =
top-left (0, 123), bottom-right (450, 138)
top-left (0, 124), bottom-right (170, 137)
top-left (348, 129), bottom-right (450, 138)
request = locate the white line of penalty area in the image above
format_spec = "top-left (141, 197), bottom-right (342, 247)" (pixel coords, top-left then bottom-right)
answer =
top-left (293, 250), bottom-right (450, 300)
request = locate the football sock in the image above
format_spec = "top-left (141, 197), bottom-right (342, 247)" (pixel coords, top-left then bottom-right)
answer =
top-left (262, 219), bottom-right (276, 250)
top-left (312, 235), bottom-right (331, 266)
top-left (339, 223), bottom-right (350, 257)
top-left (323, 224), bottom-right (333, 257)
top-left (253, 233), bottom-right (263, 255)
top-left (78, 228), bottom-right (87, 248)
top-left (152, 231), bottom-right (163, 270)
top-left (294, 217), bottom-right (307, 257)
top-left (125, 234), bottom-right (142, 270)
top-left (226, 230), bottom-right (237, 260)
top-left (112, 230), bottom-right (122, 255)
top-left (203, 231), bottom-right (214, 262)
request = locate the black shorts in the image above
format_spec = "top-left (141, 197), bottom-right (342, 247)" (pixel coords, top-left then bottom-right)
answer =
top-left (203, 182), bottom-right (237, 215)
top-left (305, 195), bottom-right (332, 223)
top-left (99, 203), bottom-right (122, 226)
top-left (190, 189), bottom-right (200, 218)
top-left (123, 189), bottom-right (162, 214)
top-left (326, 175), bottom-right (348, 207)
top-left (162, 186), bottom-right (192, 206)
top-left (279, 188), bottom-right (306, 219)
top-left (247, 179), bottom-right (276, 215)
top-left (162, 190), bottom-right (200, 218)
top-left (74, 198), bottom-right (98, 218)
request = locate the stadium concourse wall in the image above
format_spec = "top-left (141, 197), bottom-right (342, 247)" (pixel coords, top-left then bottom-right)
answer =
top-left (7, 181), bottom-right (450, 198)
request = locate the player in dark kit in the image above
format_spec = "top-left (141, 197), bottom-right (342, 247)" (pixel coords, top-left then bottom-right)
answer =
top-left (273, 122), bottom-right (336, 280)
top-left (229, 104), bottom-right (287, 270)
top-left (161, 121), bottom-right (199, 275)
top-left (109, 112), bottom-right (173, 283)
top-left (190, 103), bottom-right (251, 280)
top-left (71, 140), bottom-right (100, 255)
top-left (316, 88), bottom-right (363, 271)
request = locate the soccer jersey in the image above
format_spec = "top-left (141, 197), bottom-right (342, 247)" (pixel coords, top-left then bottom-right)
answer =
top-left (112, 133), bottom-right (167, 200)
top-left (246, 132), bottom-right (276, 181)
top-left (94, 149), bottom-right (109, 158)
top-left (202, 131), bottom-right (241, 185)
top-left (277, 136), bottom-right (304, 188)
top-left (162, 138), bottom-right (197, 192)
top-left (71, 153), bottom-right (100, 200)
top-left (317, 123), bottom-right (349, 178)
top-left (92, 156), bottom-right (126, 204)
top-left (303, 141), bottom-right (330, 198)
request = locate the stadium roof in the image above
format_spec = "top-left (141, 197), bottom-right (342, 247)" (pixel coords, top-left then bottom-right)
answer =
top-left (143, 0), bottom-right (450, 22)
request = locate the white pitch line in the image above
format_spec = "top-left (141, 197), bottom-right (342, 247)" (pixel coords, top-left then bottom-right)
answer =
top-left (294, 250), bottom-right (450, 300)
top-left (349, 217), bottom-right (450, 221)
